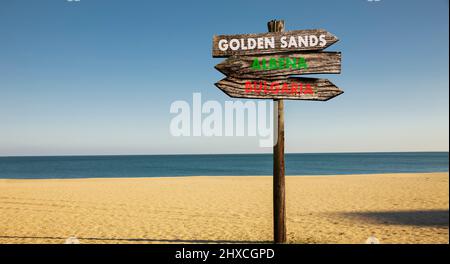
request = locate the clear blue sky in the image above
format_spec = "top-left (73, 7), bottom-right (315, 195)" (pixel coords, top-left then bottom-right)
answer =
top-left (0, 0), bottom-right (448, 156)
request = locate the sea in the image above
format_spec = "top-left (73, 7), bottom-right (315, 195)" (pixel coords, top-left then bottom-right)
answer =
top-left (0, 152), bottom-right (447, 179)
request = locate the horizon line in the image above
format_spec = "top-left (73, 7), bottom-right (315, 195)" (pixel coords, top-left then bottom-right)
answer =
top-left (0, 150), bottom-right (448, 158)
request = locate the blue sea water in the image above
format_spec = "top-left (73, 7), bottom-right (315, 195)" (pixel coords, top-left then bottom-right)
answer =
top-left (0, 152), bottom-right (447, 179)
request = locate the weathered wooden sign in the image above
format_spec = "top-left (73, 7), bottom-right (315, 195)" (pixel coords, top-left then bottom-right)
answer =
top-left (215, 77), bottom-right (343, 101)
top-left (212, 29), bottom-right (339, 57)
top-left (215, 52), bottom-right (341, 79)
top-left (212, 20), bottom-right (343, 244)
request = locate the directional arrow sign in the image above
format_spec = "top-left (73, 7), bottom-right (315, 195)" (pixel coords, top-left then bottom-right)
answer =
top-left (215, 77), bottom-right (343, 101)
top-left (215, 52), bottom-right (341, 79)
top-left (212, 29), bottom-right (339, 57)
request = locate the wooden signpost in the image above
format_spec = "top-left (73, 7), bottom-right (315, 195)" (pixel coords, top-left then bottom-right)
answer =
top-left (215, 77), bottom-right (343, 101)
top-left (215, 52), bottom-right (341, 79)
top-left (212, 29), bottom-right (339, 57)
top-left (212, 20), bottom-right (343, 243)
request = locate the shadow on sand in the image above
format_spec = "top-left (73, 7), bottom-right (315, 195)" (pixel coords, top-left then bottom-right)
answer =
top-left (0, 235), bottom-right (270, 244)
top-left (339, 209), bottom-right (449, 227)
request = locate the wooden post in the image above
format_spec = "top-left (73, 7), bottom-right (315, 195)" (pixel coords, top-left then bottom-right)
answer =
top-left (268, 19), bottom-right (286, 244)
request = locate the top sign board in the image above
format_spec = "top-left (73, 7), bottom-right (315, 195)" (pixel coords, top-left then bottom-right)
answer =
top-left (212, 29), bottom-right (339, 58)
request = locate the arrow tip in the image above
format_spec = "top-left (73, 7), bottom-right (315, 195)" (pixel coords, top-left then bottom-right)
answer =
top-left (323, 89), bottom-right (344, 101)
top-left (214, 60), bottom-right (231, 76)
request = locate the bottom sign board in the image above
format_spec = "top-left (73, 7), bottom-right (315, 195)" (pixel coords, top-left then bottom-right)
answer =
top-left (215, 77), bottom-right (343, 101)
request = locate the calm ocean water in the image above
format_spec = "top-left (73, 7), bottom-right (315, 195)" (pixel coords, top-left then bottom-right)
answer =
top-left (0, 152), bottom-right (447, 179)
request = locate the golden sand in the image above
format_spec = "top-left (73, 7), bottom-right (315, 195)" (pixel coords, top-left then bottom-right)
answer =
top-left (0, 173), bottom-right (448, 244)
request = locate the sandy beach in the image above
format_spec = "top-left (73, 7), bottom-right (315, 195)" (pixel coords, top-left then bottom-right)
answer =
top-left (0, 172), bottom-right (448, 244)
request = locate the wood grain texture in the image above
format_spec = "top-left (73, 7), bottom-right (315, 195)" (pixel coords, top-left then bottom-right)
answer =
top-left (273, 99), bottom-right (285, 244)
top-left (212, 29), bottom-right (338, 57)
top-left (268, 19), bottom-right (286, 245)
top-left (215, 52), bottom-right (341, 79)
top-left (215, 77), bottom-right (343, 101)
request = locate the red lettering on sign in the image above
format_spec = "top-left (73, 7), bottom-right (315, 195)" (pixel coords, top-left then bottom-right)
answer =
top-left (270, 82), bottom-right (280, 94)
top-left (304, 84), bottom-right (313, 94)
top-left (245, 81), bottom-right (253, 93)
top-left (244, 81), bottom-right (315, 96)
